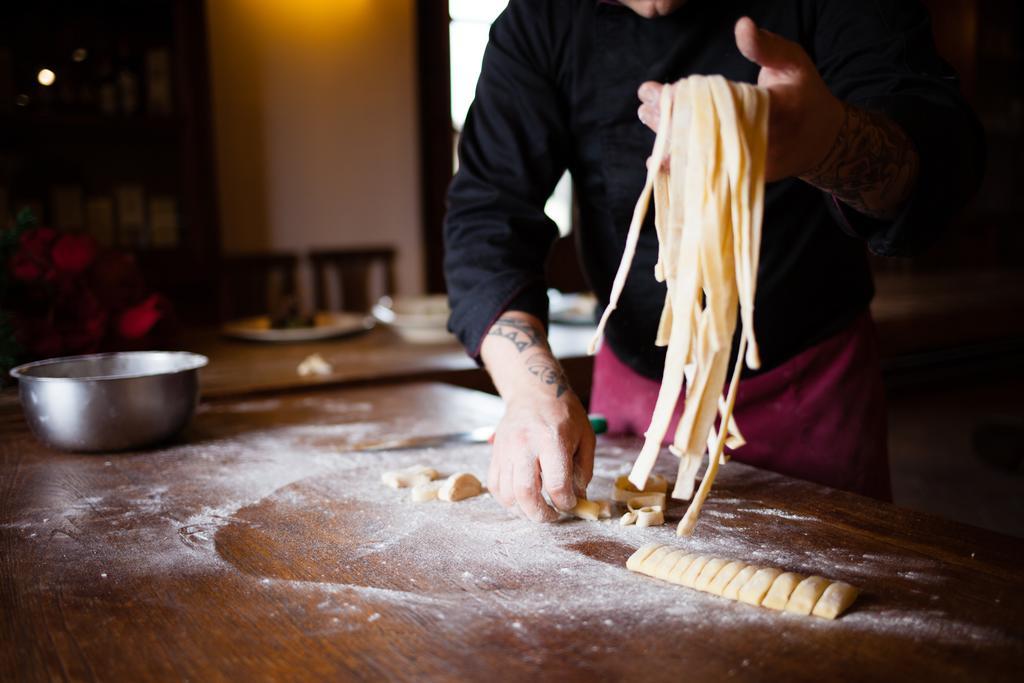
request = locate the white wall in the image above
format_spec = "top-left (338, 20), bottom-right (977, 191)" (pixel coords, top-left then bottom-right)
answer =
top-left (206, 0), bottom-right (424, 300)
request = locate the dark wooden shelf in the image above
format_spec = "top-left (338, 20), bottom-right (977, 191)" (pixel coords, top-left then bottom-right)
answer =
top-left (0, 113), bottom-right (182, 146)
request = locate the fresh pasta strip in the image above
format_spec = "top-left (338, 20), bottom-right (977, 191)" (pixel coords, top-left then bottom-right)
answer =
top-left (589, 76), bottom-right (768, 535)
top-left (626, 544), bottom-right (859, 619)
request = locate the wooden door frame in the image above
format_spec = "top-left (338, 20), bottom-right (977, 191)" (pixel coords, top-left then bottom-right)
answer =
top-left (415, 1), bottom-right (452, 294)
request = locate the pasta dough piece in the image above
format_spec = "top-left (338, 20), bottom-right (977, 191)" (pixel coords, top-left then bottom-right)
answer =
top-left (762, 572), bottom-right (805, 611)
top-left (629, 544), bottom-right (672, 573)
top-left (627, 493), bottom-right (666, 513)
top-left (624, 545), bottom-right (859, 618)
top-left (635, 507), bottom-right (665, 527)
top-left (694, 558), bottom-right (729, 592)
top-left (706, 560), bottom-right (747, 596)
top-left (620, 511), bottom-right (638, 526)
top-left (812, 582), bottom-right (860, 620)
top-left (410, 483), bottom-right (439, 502)
top-left (649, 549), bottom-right (688, 580)
top-left (666, 553), bottom-right (699, 584)
top-left (437, 472), bottom-right (483, 502)
top-left (722, 565), bottom-right (760, 601)
top-left (679, 556), bottom-right (711, 588)
top-left (611, 474), bottom-right (668, 503)
top-left (297, 352), bottom-right (332, 377)
top-left (626, 543), bottom-right (662, 571)
top-left (570, 499), bottom-right (602, 521)
top-left (382, 465), bottom-right (440, 490)
top-left (737, 568), bottom-right (782, 606)
top-left (784, 576), bottom-right (831, 616)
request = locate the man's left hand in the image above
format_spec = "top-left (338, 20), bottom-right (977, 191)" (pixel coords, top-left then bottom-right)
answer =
top-left (637, 16), bottom-right (844, 182)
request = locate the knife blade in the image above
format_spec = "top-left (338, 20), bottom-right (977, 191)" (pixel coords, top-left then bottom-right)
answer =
top-left (353, 415), bottom-right (608, 452)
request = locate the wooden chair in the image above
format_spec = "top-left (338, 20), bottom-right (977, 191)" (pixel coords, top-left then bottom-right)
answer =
top-left (219, 252), bottom-right (300, 321)
top-left (309, 247), bottom-right (397, 312)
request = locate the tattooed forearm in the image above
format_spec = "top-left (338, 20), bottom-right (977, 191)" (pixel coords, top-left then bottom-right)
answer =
top-left (485, 316), bottom-right (572, 398)
top-left (525, 353), bottom-right (569, 398)
top-left (487, 317), bottom-right (544, 353)
top-left (800, 103), bottom-right (919, 220)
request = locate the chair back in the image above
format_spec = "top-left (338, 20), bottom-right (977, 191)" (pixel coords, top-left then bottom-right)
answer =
top-left (310, 247), bottom-right (397, 312)
top-left (220, 252), bottom-right (300, 321)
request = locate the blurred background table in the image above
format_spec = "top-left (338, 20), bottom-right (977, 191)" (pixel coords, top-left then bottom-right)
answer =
top-left (178, 322), bottom-right (598, 401)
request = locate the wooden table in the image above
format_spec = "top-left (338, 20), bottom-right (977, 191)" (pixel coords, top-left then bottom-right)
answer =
top-left (2, 383), bottom-right (1021, 682)
top-left (179, 323), bottom-right (597, 400)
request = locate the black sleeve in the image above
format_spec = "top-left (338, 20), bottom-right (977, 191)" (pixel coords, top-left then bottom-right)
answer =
top-left (812, 0), bottom-right (986, 257)
top-left (443, 0), bottom-right (570, 359)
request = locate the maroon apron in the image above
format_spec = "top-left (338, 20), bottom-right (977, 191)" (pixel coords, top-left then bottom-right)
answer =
top-left (589, 311), bottom-right (892, 500)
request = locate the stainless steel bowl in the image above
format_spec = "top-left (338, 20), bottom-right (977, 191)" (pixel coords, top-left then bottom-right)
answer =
top-left (10, 351), bottom-right (208, 452)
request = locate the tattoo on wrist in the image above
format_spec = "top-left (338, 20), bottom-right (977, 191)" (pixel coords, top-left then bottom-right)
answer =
top-left (487, 317), bottom-right (544, 353)
top-left (488, 317), bottom-right (571, 397)
top-left (801, 103), bottom-right (919, 220)
top-left (525, 353), bottom-right (569, 398)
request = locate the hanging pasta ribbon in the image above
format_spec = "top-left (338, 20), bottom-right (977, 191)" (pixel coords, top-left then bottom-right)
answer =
top-left (590, 75), bottom-right (769, 536)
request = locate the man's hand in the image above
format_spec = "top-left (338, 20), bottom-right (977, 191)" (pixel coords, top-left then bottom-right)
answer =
top-left (637, 17), bottom-right (843, 182)
top-left (480, 313), bottom-right (596, 521)
top-left (636, 16), bottom-right (918, 218)
top-left (489, 387), bottom-right (594, 522)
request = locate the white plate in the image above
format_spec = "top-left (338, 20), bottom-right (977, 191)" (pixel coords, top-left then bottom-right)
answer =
top-left (221, 312), bottom-right (375, 343)
top-left (549, 291), bottom-right (597, 326)
top-left (372, 295), bottom-right (455, 344)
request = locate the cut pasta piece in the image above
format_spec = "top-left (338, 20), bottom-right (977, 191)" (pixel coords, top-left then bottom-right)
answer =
top-left (667, 554), bottom-right (700, 583)
top-left (679, 555), bottom-right (711, 588)
top-left (635, 507), bottom-right (665, 527)
top-left (785, 576), bottom-right (831, 616)
top-left (627, 493), bottom-right (666, 513)
top-left (410, 483), bottom-right (439, 502)
top-left (626, 543), bottom-right (662, 572)
top-left (694, 558), bottom-right (729, 592)
top-left (737, 568), bottom-right (782, 606)
top-left (812, 582), bottom-right (860, 620)
top-left (650, 549), bottom-right (688, 580)
top-left (762, 572), bottom-right (805, 611)
top-left (707, 560), bottom-right (747, 596)
top-left (570, 499), bottom-right (603, 521)
top-left (611, 474), bottom-right (669, 503)
top-left (382, 465), bottom-right (440, 490)
top-left (632, 545), bottom-right (673, 573)
top-left (438, 472), bottom-right (483, 502)
top-left (722, 565), bottom-right (760, 601)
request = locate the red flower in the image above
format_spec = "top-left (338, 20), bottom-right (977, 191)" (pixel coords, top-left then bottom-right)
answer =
top-left (91, 251), bottom-right (145, 309)
top-left (51, 234), bottom-right (97, 275)
top-left (118, 294), bottom-right (167, 340)
top-left (9, 251), bottom-right (43, 282)
top-left (8, 226), bottom-right (60, 282)
top-left (19, 226), bottom-right (57, 260)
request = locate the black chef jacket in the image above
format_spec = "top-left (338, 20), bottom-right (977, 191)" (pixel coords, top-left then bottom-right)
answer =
top-left (443, 0), bottom-right (985, 380)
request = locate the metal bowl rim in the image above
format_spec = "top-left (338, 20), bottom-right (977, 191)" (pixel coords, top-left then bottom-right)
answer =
top-left (9, 351), bottom-right (209, 382)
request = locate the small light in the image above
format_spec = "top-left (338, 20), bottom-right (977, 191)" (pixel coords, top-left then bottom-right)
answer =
top-left (37, 68), bottom-right (56, 86)
top-left (72, 48), bottom-right (88, 62)
top-left (14, 94), bottom-right (29, 107)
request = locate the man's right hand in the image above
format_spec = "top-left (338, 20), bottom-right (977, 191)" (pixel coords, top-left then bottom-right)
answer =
top-left (479, 312), bottom-right (596, 521)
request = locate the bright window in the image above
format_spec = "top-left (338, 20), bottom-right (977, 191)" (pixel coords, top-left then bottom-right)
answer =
top-left (449, 0), bottom-right (573, 237)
